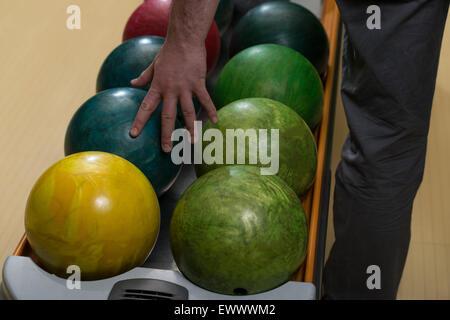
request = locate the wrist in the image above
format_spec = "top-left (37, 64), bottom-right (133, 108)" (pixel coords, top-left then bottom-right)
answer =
top-left (166, 22), bottom-right (206, 47)
top-left (164, 34), bottom-right (205, 52)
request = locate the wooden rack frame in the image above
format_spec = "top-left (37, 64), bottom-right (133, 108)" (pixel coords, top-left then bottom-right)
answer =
top-left (295, 0), bottom-right (341, 284)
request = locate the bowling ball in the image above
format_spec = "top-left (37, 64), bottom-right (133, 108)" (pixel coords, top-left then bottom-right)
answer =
top-left (25, 152), bottom-right (160, 281)
top-left (230, 2), bottom-right (329, 75)
top-left (97, 36), bottom-right (164, 92)
top-left (215, 0), bottom-right (234, 35)
top-left (214, 44), bottom-right (324, 129)
top-left (196, 98), bottom-right (317, 195)
top-left (65, 88), bottom-right (182, 196)
top-left (123, 0), bottom-right (221, 72)
top-left (233, 0), bottom-right (288, 23)
top-left (171, 165), bottom-right (308, 295)
top-left (95, 36), bottom-right (201, 123)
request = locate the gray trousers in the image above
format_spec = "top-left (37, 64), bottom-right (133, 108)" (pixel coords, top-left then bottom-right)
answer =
top-left (323, 0), bottom-right (449, 299)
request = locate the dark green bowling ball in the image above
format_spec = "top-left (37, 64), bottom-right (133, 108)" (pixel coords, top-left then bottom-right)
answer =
top-left (230, 1), bottom-right (329, 75)
top-left (65, 88), bottom-right (182, 196)
top-left (215, 0), bottom-right (234, 35)
top-left (233, 0), bottom-right (288, 24)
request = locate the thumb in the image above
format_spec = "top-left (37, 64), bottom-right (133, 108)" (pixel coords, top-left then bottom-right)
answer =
top-left (131, 64), bottom-right (154, 87)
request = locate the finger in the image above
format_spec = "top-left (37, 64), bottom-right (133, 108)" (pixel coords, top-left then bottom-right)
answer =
top-left (195, 87), bottom-right (218, 123)
top-left (130, 89), bottom-right (161, 138)
top-left (131, 64), bottom-right (154, 87)
top-left (180, 94), bottom-right (197, 143)
top-left (161, 95), bottom-right (178, 153)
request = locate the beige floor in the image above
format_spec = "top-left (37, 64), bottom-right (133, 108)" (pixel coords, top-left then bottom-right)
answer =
top-left (0, 1), bottom-right (449, 299)
top-left (0, 0), bottom-right (144, 278)
top-left (326, 18), bottom-right (450, 299)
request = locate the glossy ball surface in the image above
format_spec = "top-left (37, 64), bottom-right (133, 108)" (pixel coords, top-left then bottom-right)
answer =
top-left (25, 152), bottom-right (160, 280)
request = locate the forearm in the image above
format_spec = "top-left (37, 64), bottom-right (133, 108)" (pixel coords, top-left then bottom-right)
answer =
top-left (167, 0), bottom-right (220, 46)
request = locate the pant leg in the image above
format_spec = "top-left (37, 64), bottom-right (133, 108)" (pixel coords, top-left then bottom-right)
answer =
top-left (323, 0), bottom-right (449, 299)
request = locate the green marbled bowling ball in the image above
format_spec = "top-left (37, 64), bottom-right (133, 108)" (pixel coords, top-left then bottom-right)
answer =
top-left (214, 44), bottom-right (324, 129)
top-left (196, 98), bottom-right (317, 195)
top-left (170, 165), bottom-right (308, 295)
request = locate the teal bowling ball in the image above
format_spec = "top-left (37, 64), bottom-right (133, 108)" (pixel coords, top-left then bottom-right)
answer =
top-left (97, 36), bottom-right (164, 92)
top-left (65, 88), bottom-right (182, 196)
top-left (96, 36), bottom-right (201, 126)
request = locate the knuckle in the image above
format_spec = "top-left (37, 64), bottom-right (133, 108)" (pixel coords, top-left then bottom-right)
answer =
top-left (140, 101), bottom-right (152, 111)
top-left (196, 78), bottom-right (207, 88)
top-left (182, 109), bottom-right (195, 118)
top-left (161, 113), bottom-right (175, 121)
top-left (200, 93), bottom-right (212, 104)
top-left (161, 135), bottom-right (173, 144)
top-left (148, 87), bottom-right (159, 95)
top-left (147, 88), bottom-right (161, 99)
top-left (203, 101), bottom-right (215, 111)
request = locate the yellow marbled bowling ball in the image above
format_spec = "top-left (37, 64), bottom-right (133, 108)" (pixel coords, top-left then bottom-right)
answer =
top-left (25, 151), bottom-right (160, 280)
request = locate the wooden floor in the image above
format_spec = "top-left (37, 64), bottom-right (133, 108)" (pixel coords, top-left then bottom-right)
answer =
top-left (397, 17), bottom-right (450, 298)
top-left (0, 0), bottom-right (144, 280)
top-left (326, 18), bottom-right (450, 299)
top-left (0, 1), bottom-right (448, 299)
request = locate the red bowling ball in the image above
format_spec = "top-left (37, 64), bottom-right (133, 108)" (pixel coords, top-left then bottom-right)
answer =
top-left (123, 0), bottom-right (221, 72)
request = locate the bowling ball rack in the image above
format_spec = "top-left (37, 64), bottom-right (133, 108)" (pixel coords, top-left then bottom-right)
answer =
top-left (2, 0), bottom-right (341, 300)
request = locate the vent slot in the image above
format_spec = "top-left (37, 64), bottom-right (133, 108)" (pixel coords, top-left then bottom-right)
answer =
top-left (123, 289), bottom-right (174, 299)
top-left (108, 279), bottom-right (189, 300)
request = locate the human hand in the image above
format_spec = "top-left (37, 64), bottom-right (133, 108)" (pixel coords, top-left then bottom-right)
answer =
top-left (130, 40), bottom-right (218, 153)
